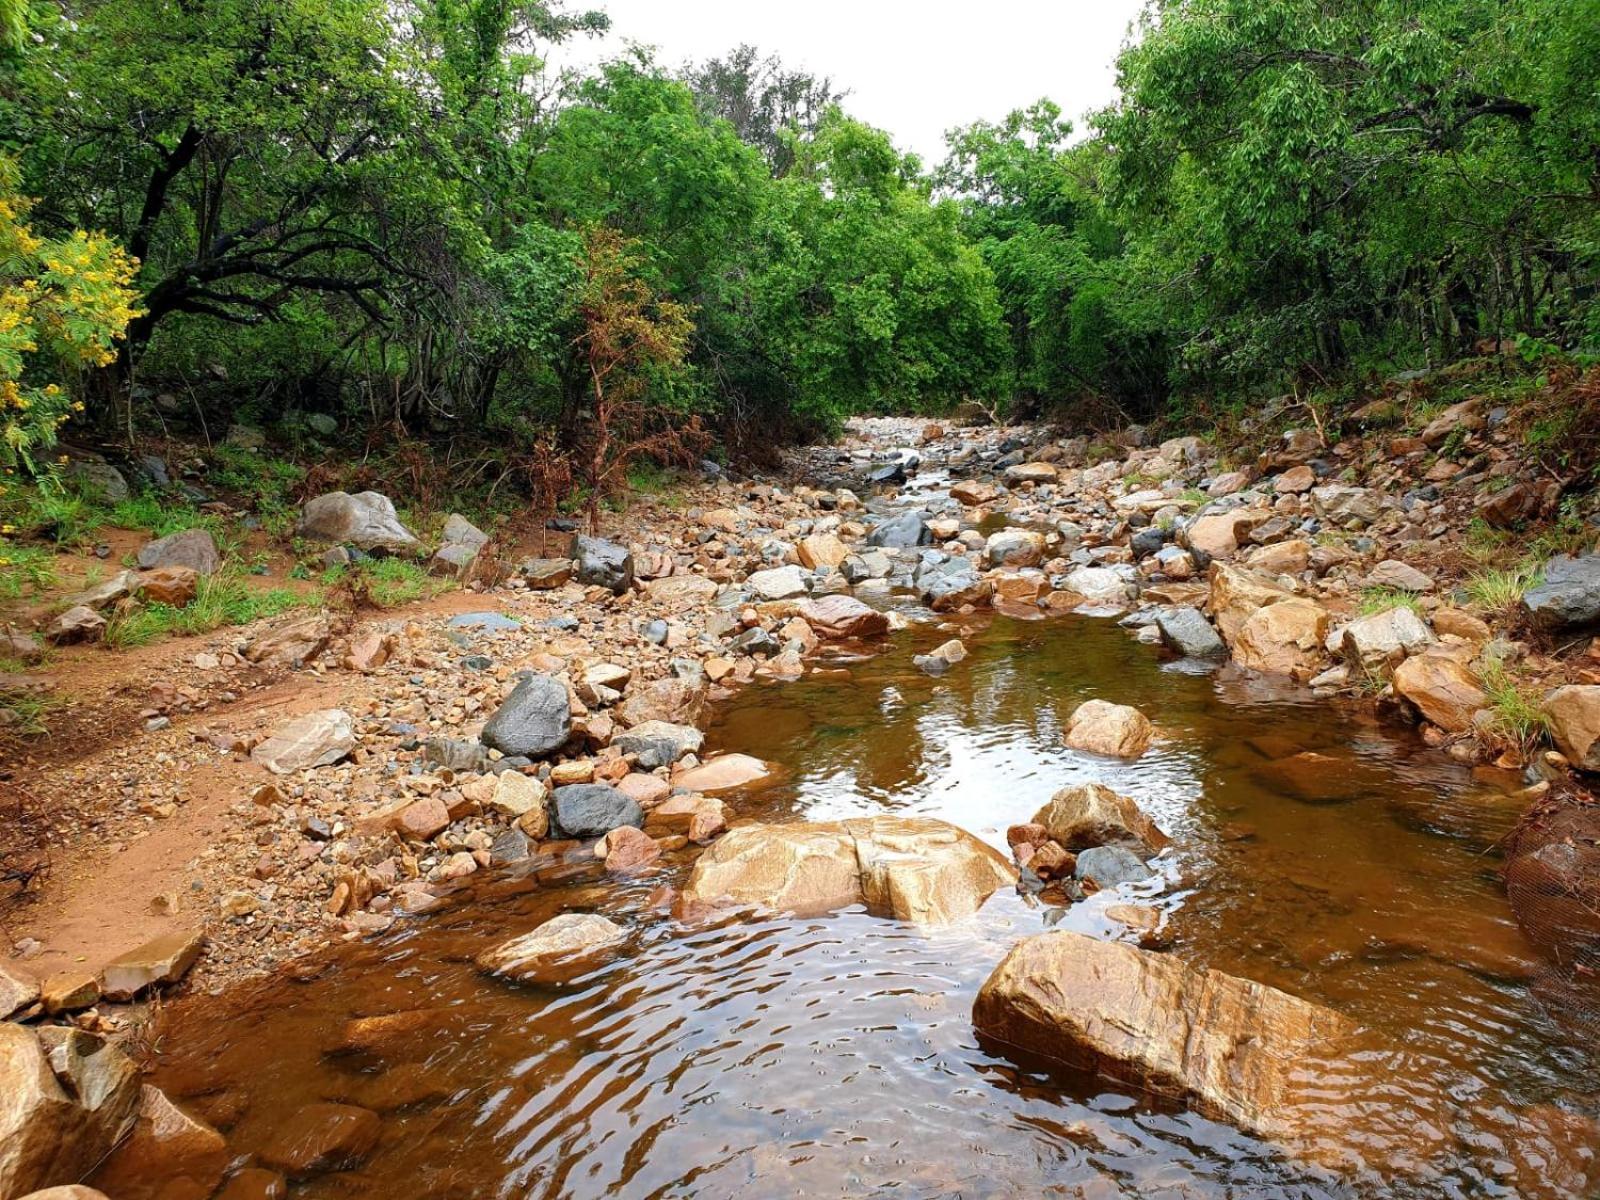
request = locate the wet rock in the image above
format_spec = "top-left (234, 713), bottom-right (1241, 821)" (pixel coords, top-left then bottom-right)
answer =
top-left (99, 930), bottom-right (205, 1001)
top-left (258, 1102), bottom-right (381, 1177)
top-left (1522, 555), bottom-right (1600, 631)
top-left (212, 1168), bottom-right (288, 1200)
top-left (0, 1025), bottom-right (142, 1198)
top-left (250, 709), bottom-right (356, 774)
top-left (599, 825), bottom-right (661, 872)
top-left (1074, 845), bottom-right (1154, 887)
top-left (646, 793), bottom-right (729, 843)
top-left (865, 512), bottom-right (929, 549)
top-left (920, 568), bottom-right (992, 612)
top-left (489, 828), bottom-right (532, 867)
top-left (913, 639), bottom-right (967, 674)
top-left (614, 720), bottom-right (704, 769)
top-left (1542, 685), bottom-right (1600, 771)
top-left (136, 527), bottom-right (222, 576)
top-left (797, 595), bottom-right (890, 639)
top-left (1392, 653), bottom-right (1487, 733)
top-left (93, 1084), bottom-right (227, 1200)
top-left (45, 605), bottom-right (106, 646)
top-left (137, 565), bottom-right (200, 607)
top-left (1232, 599), bottom-right (1328, 677)
top-left (684, 815), bottom-right (1016, 925)
top-left (574, 535), bottom-right (633, 594)
top-left (1155, 607), bottom-right (1226, 658)
top-left (617, 678), bottom-right (707, 728)
top-left (673, 753), bottom-right (771, 792)
top-left (242, 615), bottom-right (331, 667)
top-left (1063, 699), bottom-right (1153, 759)
top-left (1340, 606), bottom-right (1436, 671)
top-left (1207, 563), bottom-right (1296, 645)
top-left (299, 491), bottom-right (420, 553)
top-left (973, 932), bottom-right (1362, 1147)
top-left (1034, 783), bottom-right (1169, 854)
top-left (552, 783), bottom-right (644, 839)
top-left (985, 529), bottom-right (1046, 568)
top-left (475, 913), bottom-right (626, 983)
top-left (481, 674), bottom-right (571, 758)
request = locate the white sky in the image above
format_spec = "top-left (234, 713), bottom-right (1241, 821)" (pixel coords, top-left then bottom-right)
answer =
top-left (551, 0), bottom-right (1148, 166)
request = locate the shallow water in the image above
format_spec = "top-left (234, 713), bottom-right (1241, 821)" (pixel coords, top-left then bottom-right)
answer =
top-left (136, 611), bottom-right (1599, 1199)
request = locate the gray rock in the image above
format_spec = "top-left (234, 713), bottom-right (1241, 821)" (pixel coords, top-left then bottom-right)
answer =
top-left (481, 674), bottom-right (571, 758)
top-left (45, 605), bottom-right (106, 646)
top-left (423, 736), bottom-right (488, 773)
top-left (446, 611), bottom-right (521, 632)
top-left (920, 569), bottom-right (992, 612)
top-left (299, 491), bottom-right (421, 553)
top-left (1311, 484), bottom-right (1383, 528)
top-left (1523, 555), bottom-right (1600, 631)
top-left (489, 828), bottom-right (532, 867)
top-left (68, 460), bottom-right (130, 502)
top-left (553, 784), bottom-right (644, 839)
top-left (1075, 845), bottom-right (1155, 888)
top-left (614, 720), bottom-right (705, 769)
top-left (68, 569), bottom-right (139, 611)
top-left (641, 618), bottom-right (669, 645)
top-left (575, 535), bottom-right (633, 594)
top-left (137, 528), bottom-right (222, 576)
top-left (1156, 607), bottom-right (1226, 658)
top-left (431, 514), bottom-right (489, 578)
top-left (306, 412), bottom-right (339, 436)
top-left (865, 512), bottom-right (929, 549)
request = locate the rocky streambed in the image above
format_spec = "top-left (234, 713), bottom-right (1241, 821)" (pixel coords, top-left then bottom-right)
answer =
top-left (4, 415), bottom-right (1600, 1198)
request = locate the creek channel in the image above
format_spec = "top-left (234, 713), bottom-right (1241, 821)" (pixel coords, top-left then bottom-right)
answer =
top-left (128, 472), bottom-right (1599, 1200)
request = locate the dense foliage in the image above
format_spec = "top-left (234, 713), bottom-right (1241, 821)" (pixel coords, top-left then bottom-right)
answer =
top-left (0, 0), bottom-right (1595, 472)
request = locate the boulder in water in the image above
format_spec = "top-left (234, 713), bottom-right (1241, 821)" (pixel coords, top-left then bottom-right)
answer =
top-left (1034, 782), bottom-right (1168, 854)
top-left (476, 913), bottom-right (627, 983)
top-left (1063, 699), bottom-right (1152, 759)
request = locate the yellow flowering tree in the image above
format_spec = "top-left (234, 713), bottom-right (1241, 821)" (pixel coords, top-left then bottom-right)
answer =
top-left (0, 156), bottom-right (141, 477)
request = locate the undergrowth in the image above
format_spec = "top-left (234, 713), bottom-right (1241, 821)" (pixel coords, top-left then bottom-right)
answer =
top-left (104, 570), bottom-right (310, 647)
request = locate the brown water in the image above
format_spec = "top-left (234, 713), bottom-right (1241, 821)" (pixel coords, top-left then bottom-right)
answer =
top-left (134, 612), bottom-right (1600, 1199)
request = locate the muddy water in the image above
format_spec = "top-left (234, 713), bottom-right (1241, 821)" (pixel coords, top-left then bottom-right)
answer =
top-left (136, 613), bottom-right (1599, 1199)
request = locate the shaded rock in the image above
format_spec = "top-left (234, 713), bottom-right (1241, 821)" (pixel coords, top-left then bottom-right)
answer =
top-left (1392, 653), bottom-right (1487, 733)
top-left (1542, 685), bottom-right (1600, 771)
top-left (475, 913), bottom-right (626, 983)
top-left (1340, 606), bottom-right (1435, 671)
top-left (67, 460), bottom-right (128, 502)
top-left (683, 815), bottom-right (1016, 925)
top-left (0, 1025), bottom-right (142, 1198)
top-left (1063, 699), bottom-right (1153, 759)
top-left (1233, 599), bottom-right (1328, 677)
top-left (251, 709), bottom-right (356, 774)
top-left (1522, 555), bottom-right (1600, 631)
top-left (40, 972), bottom-right (98, 1014)
top-left (797, 595), bottom-right (890, 639)
top-left (136, 528), bottom-right (222, 576)
top-left (68, 570), bottom-right (137, 611)
top-left (93, 1084), bottom-right (227, 1200)
top-left (614, 720), bottom-right (704, 769)
top-left (213, 1169), bottom-right (288, 1200)
top-left (481, 674), bottom-right (571, 758)
top-left (865, 512), bottom-right (929, 549)
top-left (0, 960), bottom-right (40, 1020)
top-left (1075, 844), bottom-right (1154, 887)
top-left (99, 930), bottom-right (204, 1001)
top-left (973, 933), bottom-right (1362, 1147)
top-left (552, 783), bottom-right (643, 839)
top-left (257, 1103), bottom-right (381, 1177)
top-left (1034, 783), bottom-right (1169, 854)
top-left (299, 492), bottom-right (420, 553)
top-left (574, 535), bottom-right (633, 594)
top-left (1155, 607), bottom-right (1226, 658)
top-left (673, 753), bottom-right (771, 793)
top-left (45, 605), bottom-right (105, 646)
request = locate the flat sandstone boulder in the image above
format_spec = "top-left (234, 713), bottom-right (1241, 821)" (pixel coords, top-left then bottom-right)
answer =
top-left (683, 815), bottom-right (1016, 925)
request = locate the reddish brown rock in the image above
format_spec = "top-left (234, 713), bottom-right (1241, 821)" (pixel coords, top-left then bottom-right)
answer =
top-left (137, 566), bottom-right (199, 607)
top-left (796, 595), bottom-right (890, 639)
top-left (257, 1103), bottom-right (381, 1177)
top-left (599, 825), bottom-right (662, 872)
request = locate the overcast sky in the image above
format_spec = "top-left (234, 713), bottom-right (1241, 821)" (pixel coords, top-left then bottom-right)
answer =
top-left (551, 1), bottom-right (1149, 166)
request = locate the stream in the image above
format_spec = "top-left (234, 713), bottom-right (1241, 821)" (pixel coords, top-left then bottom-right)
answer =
top-left (125, 462), bottom-right (1600, 1200)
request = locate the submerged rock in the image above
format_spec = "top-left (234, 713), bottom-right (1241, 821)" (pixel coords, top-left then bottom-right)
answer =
top-left (672, 753), bottom-right (771, 793)
top-left (476, 913), bottom-right (627, 984)
top-left (92, 1085), bottom-right (227, 1200)
top-left (682, 815), bottom-right (1016, 926)
top-left (257, 1102), bottom-right (381, 1177)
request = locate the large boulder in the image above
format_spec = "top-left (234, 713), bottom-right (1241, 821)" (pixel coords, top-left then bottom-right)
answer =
top-left (475, 913), bottom-right (626, 984)
top-left (552, 783), bottom-right (644, 839)
top-left (92, 1085), bottom-right (228, 1200)
top-left (797, 595), bottom-right (890, 639)
top-left (1340, 606), bottom-right (1436, 671)
top-left (682, 815), bottom-right (1015, 926)
top-left (1033, 783), bottom-right (1169, 854)
top-left (0, 1025), bottom-right (143, 1198)
top-left (430, 513), bottom-right (489, 579)
top-left (1392, 653), bottom-right (1487, 733)
top-left (250, 709), bottom-right (356, 774)
top-left (136, 527), bottom-right (222, 576)
top-left (1207, 563), bottom-right (1295, 645)
top-left (574, 535), bottom-right (634, 594)
top-left (972, 932), bottom-right (1362, 1146)
top-left (1232, 598), bottom-right (1329, 677)
top-left (1522, 555), bottom-right (1600, 631)
top-left (1062, 700), bottom-right (1153, 759)
top-left (1542, 685), bottom-right (1600, 771)
top-left (299, 491), bottom-right (420, 553)
top-left (480, 674), bottom-right (571, 758)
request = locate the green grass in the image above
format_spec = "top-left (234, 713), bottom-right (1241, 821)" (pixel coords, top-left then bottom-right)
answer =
top-left (320, 557), bottom-right (441, 608)
top-left (1479, 660), bottom-right (1549, 750)
top-left (21, 491), bottom-right (103, 547)
top-left (0, 543), bottom-right (58, 600)
top-left (1464, 564), bottom-right (1543, 614)
top-left (0, 691), bottom-right (58, 737)
top-left (1357, 587), bottom-right (1423, 617)
top-left (208, 445), bottom-right (305, 505)
top-left (104, 570), bottom-right (313, 648)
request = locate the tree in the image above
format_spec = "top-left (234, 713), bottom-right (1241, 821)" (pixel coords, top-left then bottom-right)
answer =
top-left (570, 226), bottom-right (699, 533)
top-left (682, 45), bottom-right (845, 177)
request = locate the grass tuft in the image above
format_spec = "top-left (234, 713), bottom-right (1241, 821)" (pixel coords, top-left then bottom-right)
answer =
top-left (1358, 587), bottom-right (1423, 617)
top-left (1478, 660), bottom-right (1549, 750)
top-left (1464, 565), bottom-right (1542, 615)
